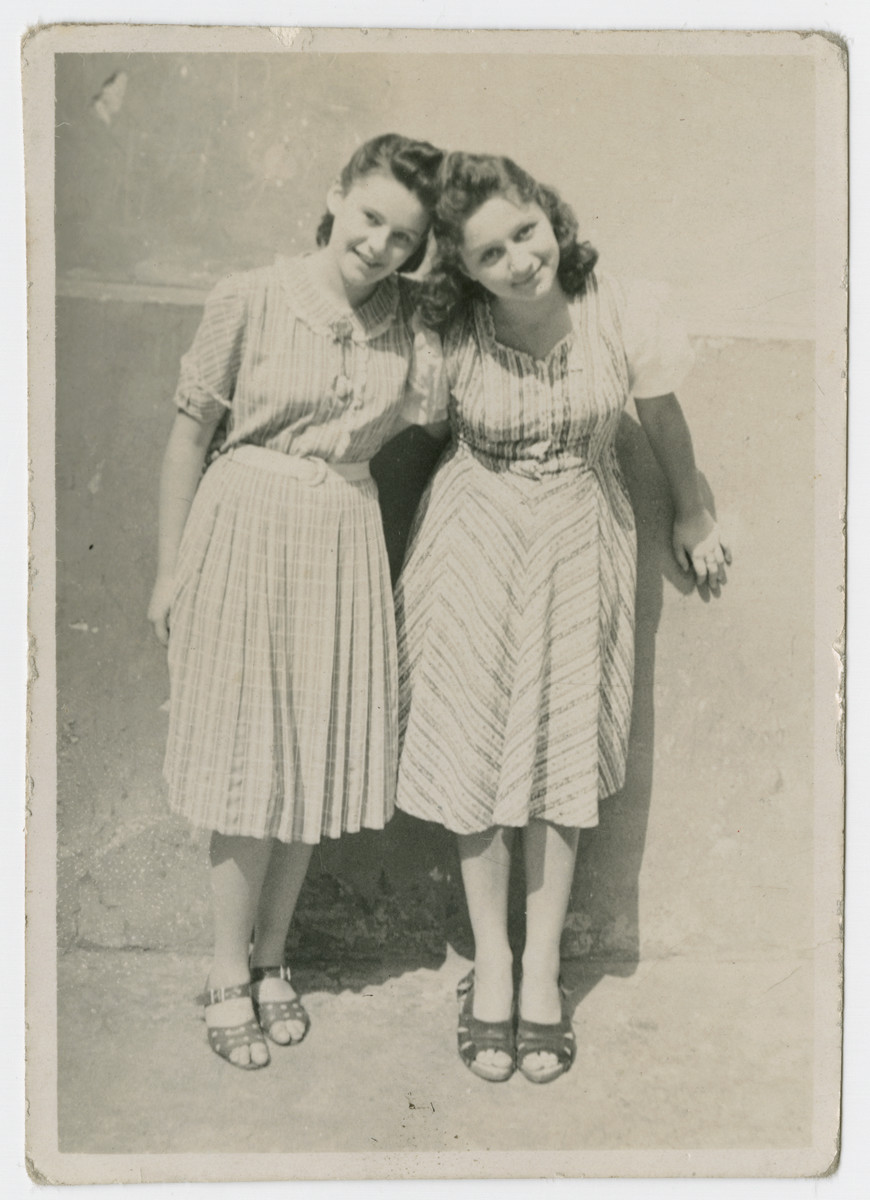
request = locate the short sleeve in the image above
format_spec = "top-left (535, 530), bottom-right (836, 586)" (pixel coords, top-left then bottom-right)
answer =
top-left (399, 309), bottom-right (449, 426)
top-left (173, 274), bottom-right (249, 424)
top-left (618, 278), bottom-right (695, 399)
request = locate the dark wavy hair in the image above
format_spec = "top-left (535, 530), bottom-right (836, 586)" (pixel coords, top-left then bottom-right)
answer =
top-left (315, 133), bottom-right (443, 275)
top-left (420, 152), bottom-right (598, 329)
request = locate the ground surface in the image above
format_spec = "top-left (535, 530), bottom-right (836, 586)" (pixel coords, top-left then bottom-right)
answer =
top-left (56, 944), bottom-right (812, 1159)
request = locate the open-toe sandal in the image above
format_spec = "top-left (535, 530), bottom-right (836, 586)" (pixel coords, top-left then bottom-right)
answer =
top-left (456, 971), bottom-right (516, 1083)
top-left (516, 989), bottom-right (576, 1085)
top-left (250, 965), bottom-right (310, 1046)
top-left (196, 981), bottom-right (270, 1071)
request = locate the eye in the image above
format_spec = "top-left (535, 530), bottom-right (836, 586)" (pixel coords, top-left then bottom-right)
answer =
top-left (479, 246), bottom-right (503, 266)
top-left (392, 231), bottom-right (414, 246)
top-left (364, 210), bottom-right (381, 226)
top-left (515, 223), bottom-right (536, 242)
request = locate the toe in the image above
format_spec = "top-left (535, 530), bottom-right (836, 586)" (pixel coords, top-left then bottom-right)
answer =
top-left (521, 1050), bottom-right (558, 1079)
top-left (270, 1020), bottom-right (291, 1045)
top-left (229, 1045), bottom-right (251, 1067)
top-left (473, 1048), bottom-right (513, 1079)
top-left (250, 1041), bottom-right (270, 1066)
top-left (477, 1048), bottom-right (512, 1069)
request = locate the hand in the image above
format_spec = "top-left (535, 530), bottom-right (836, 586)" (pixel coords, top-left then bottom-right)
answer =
top-left (672, 509), bottom-right (732, 591)
top-left (147, 575), bottom-right (175, 646)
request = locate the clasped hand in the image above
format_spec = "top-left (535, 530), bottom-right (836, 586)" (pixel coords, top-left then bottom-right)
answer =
top-left (672, 509), bottom-right (731, 591)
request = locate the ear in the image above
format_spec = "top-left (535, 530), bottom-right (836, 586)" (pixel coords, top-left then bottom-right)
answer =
top-left (326, 182), bottom-right (345, 217)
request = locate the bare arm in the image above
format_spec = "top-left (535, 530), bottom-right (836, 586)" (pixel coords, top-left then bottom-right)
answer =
top-left (634, 392), bottom-right (731, 589)
top-left (147, 410), bottom-right (221, 644)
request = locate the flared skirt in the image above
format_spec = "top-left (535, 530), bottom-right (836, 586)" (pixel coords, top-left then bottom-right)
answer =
top-left (395, 444), bottom-right (636, 834)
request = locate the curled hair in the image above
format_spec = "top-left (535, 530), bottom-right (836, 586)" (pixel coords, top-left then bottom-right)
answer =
top-left (315, 133), bottom-right (443, 274)
top-left (420, 152), bottom-right (598, 329)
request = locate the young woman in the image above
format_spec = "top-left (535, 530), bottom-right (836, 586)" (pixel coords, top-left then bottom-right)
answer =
top-left (395, 152), bottom-right (730, 1084)
top-left (147, 133), bottom-right (444, 1070)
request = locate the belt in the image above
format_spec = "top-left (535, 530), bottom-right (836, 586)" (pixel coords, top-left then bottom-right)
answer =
top-left (225, 444), bottom-right (371, 485)
top-left (458, 439), bottom-right (593, 480)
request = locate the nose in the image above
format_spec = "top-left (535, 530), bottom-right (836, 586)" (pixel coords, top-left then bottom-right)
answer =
top-left (365, 227), bottom-right (390, 257)
top-left (507, 246), bottom-right (534, 278)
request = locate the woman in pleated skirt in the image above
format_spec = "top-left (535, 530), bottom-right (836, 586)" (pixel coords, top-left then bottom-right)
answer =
top-left (147, 134), bottom-right (445, 1070)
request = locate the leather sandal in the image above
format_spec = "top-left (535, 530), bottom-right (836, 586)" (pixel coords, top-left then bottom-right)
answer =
top-left (196, 981), bottom-right (270, 1070)
top-left (456, 971), bottom-right (516, 1083)
top-left (250, 965), bottom-right (310, 1046)
top-left (516, 986), bottom-right (576, 1084)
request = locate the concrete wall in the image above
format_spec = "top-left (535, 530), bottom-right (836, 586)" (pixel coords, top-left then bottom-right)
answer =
top-left (55, 50), bottom-right (818, 974)
top-left (57, 50), bottom-right (813, 339)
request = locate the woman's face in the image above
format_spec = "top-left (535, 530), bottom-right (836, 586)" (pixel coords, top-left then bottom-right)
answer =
top-left (458, 194), bottom-right (560, 304)
top-left (327, 172), bottom-right (429, 298)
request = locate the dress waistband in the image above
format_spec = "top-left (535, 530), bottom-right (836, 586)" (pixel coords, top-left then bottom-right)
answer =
top-left (225, 445), bottom-right (372, 485)
top-left (457, 438), bottom-right (593, 480)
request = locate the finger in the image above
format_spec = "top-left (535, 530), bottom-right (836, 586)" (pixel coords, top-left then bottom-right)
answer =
top-left (705, 529), bottom-right (731, 565)
top-left (707, 548), bottom-right (725, 572)
top-left (706, 559), bottom-right (723, 591)
top-left (673, 542), bottom-right (691, 573)
top-left (691, 553), bottom-right (710, 582)
top-left (696, 537), bottom-right (719, 561)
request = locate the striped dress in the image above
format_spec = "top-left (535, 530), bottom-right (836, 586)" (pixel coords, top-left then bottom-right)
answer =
top-left (164, 254), bottom-right (443, 844)
top-left (394, 271), bottom-right (692, 833)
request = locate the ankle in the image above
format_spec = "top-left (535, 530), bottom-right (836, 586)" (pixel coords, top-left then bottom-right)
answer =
top-left (250, 933), bottom-right (290, 969)
top-left (520, 946), bottom-right (562, 985)
top-left (250, 952), bottom-right (286, 971)
top-left (473, 943), bottom-right (514, 976)
top-left (208, 957), bottom-right (252, 989)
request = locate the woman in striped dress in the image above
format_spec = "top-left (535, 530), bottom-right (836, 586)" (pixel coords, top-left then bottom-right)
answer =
top-left (147, 134), bottom-right (444, 1070)
top-left (395, 153), bottom-right (730, 1084)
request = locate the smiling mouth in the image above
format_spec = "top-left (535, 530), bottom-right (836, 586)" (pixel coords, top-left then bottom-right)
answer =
top-left (512, 266), bottom-right (541, 287)
top-left (354, 250), bottom-right (384, 270)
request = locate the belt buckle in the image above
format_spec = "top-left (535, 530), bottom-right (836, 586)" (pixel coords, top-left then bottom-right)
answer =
top-left (302, 456), bottom-right (328, 486)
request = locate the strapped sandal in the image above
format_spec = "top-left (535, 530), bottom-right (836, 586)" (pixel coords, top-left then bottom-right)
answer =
top-left (250, 965), bottom-right (310, 1046)
top-left (456, 971), bottom-right (516, 1083)
top-left (195, 981), bottom-right (270, 1071)
top-left (516, 985), bottom-right (576, 1084)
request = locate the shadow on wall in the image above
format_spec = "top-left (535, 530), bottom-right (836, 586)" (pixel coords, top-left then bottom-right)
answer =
top-left (561, 418), bottom-right (717, 1003)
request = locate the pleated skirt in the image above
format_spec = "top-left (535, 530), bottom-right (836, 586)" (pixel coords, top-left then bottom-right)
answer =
top-left (164, 452), bottom-right (397, 843)
top-left (395, 444), bottom-right (636, 834)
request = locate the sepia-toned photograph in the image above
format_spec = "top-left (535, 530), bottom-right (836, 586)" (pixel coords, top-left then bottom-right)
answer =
top-left (22, 21), bottom-right (846, 1185)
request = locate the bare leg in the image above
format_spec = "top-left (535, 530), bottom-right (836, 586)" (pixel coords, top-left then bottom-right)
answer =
top-left (249, 840), bottom-right (315, 1043)
top-left (207, 832), bottom-right (274, 1067)
top-left (520, 819), bottom-right (580, 1079)
top-left (458, 826), bottom-right (516, 1074)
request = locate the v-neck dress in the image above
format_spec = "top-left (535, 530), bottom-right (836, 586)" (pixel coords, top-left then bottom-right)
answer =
top-left (163, 255), bottom-right (444, 844)
top-left (394, 271), bottom-right (692, 833)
